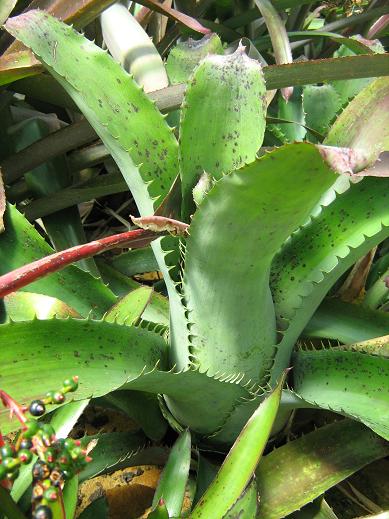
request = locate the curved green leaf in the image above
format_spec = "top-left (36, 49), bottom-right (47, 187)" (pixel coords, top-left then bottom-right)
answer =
top-left (256, 420), bottom-right (389, 519)
top-left (303, 85), bottom-right (342, 141)
top-left (184, 143), bottom-right (339, 382)
top-left (292, 348), bottom-right (389, 440)
top-left (0, 318), bottom-right (167, 433)
top-left (152, 430), bottom-right (191, 517)
top-left (104, 286), bottom-right (153, 325)
top-left (271, 176), bottom-right (389, 380)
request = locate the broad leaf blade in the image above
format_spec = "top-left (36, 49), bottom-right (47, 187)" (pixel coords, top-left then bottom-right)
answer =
top-left (256, 420), bottom-right (389, 519)
top-left (293, 348), bottom-right (389, 440)
top-left (179, 46), bottom-right (267, 218)
top-left (183, 143), bottom-right (339, 382)
top-left (0, 318), bottom-right (167, 433)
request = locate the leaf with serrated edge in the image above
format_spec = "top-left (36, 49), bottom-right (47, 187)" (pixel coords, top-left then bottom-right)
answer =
top-left (0, 318), bottom-right (167, 433)
top-left (293, 349), bottom-right (389, 440)
top-left (270, 176), bottom-right (389, 381)
top-left (4, 9), bottom-right (189, 369)
top-left (183, 143), bottom-right (340, 383)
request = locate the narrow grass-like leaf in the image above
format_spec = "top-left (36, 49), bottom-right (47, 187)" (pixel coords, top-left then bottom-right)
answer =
top-left (190, 374), bottom-right (284, 519)
top-left (152, 430), bottom-right (191, 517)
top-left (256, 420), bottom-right (389, 519)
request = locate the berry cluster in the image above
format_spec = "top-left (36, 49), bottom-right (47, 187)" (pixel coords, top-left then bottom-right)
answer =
top-left (0, 377), bottom-right (91, 519)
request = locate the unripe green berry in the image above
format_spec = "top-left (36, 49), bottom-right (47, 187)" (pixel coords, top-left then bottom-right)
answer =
top-left (43, 486), bottom-right (58, 502)
top-left (6, 468), bottom-right (19, 480)
top-left (23, 419), bottom-right (40, 438)
top-left (62, 377), bottom-right (78, 393)
top-left (0, 464), bottom-right (7, 480)
top-left (18, 449), bottom-right (33, 464)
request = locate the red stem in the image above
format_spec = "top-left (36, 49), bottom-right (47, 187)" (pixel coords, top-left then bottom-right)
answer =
top-left (0, 228), bottom-right (159, 298)
top-left (0, 390), bottom-right (27, 425)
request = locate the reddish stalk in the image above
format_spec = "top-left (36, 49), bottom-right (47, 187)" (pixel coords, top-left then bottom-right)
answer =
top-left (0, 390), bottom-right (27, 425)
top-left (0, 227), bottom-right (160, 298)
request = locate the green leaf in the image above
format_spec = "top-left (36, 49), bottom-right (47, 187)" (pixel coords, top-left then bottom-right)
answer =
top-left (289, 497), bottom-right (338, 519)
top-left (63, 476), bottom-right (79, 519)
top-left (123, 368), bottom-right (254, 436)
top-left (190, 374), bottom-right (284, 519)
top-left (148, 501), bottom-right (170, 519)
top-left (223, 479), bottom-right (258, 519)
top-left (0, 318), bottom-right (167, 433)
top-left (79, 431), bottom-right (152, 481)
top-left (0, 0), bottom-right (16, 25)
top-left (325, 76), bottom-right (389, 161)
top-left (101, 390), bottom-right (168, 441)
top-left (104, 286), bottom-right (153, 325)
top-left (152, 430), bottom-right (191, 517)
top-left (331, 36), bottom-right (385, 106)
top-left (271, 175), bottom-right (389, 382)
top-left (305, 299), bottom-right (389, 345)
top-left (0, 487), bottom-right (26, 519)
top-left (179, 46), bottom-right (267, 219)
top-left (183, 143), bottom-right (339, 382)
top-left (78, 497), bottom-right (108, 519)
top-left (0, 205), bottom-right (116, 318)
top-left (276, 87), bottom-right (306, 142)
top-left (256, 420), bottom-right (389, 519)
top-left (108, 247), bottom-right (159, 277)
top-left (3, 291), bottom-right (79, 321)
top-left (4, 9), bottom-right (187, 372)
top-left (166, 34), bottom-right (223, 85)
top-left (292, 348), bottom-right (389, 440)
top-left (5, 10), bottom-right (178, 215)
top-left (303, 85), bottom-right (342, 142)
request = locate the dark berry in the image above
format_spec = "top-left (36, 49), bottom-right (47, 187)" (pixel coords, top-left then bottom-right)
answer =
top-left (20, 438), bottom-right (33, 450)
top-left (0, 444), bottom-right (14, 458)
top-left (61, 469), bottom-right (74, 480)
top-left (62, 376), bottom-right (78, 393)
top-left (33, 505), bottom-right (53, 519)
top-left (32, 460), bottom-right (50, 480)
top-left (29, 400), bottom-right (46, 417)
top-left (18, 449), bottom-right (33, 464)
top-left (23, 419), bottom-right (40, 438)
